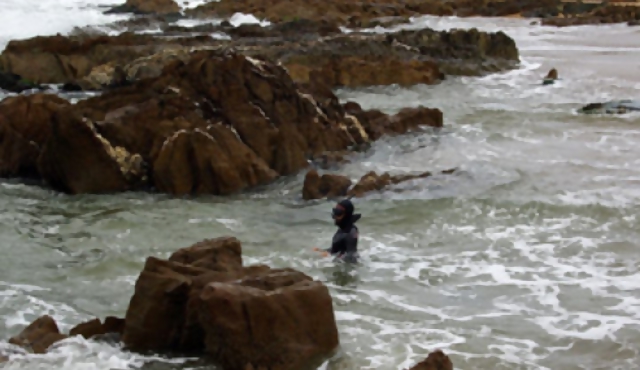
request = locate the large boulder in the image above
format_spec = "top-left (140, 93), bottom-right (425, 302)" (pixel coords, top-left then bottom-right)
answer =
top-left (122, 237), bottom-right (339, 369)
top-left (37, 109), bottom-right (146, 194)
top-left (0, 94), bottom-right (70, 178)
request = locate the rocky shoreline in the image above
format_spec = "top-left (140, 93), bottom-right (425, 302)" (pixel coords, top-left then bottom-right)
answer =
top-left (3, 237), bottom-right (453, 370)
top-left (0, 0), bottom-right (521, 197)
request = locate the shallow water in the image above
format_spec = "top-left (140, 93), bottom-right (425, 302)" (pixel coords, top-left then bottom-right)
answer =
top-left (2, 10), bottom-right (640, 370)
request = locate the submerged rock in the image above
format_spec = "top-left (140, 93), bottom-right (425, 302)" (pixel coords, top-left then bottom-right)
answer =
top-left (0, 72), bottom-right (44, 93)
top-left (406, 350), bottom-right (453, 370)
top-left (578, 100), bottom-right (640, 115)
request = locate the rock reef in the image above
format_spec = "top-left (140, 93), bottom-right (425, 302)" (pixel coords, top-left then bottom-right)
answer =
top-left (4, 236), bottom-right (454, 369)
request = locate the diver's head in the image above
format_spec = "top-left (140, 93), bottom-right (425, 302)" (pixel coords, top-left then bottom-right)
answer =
top-left (332, 199), bottom-right (355, 227)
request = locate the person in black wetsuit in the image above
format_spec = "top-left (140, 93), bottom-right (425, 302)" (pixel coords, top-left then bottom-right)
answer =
top-left (324, 199), bottom-right (361, 263)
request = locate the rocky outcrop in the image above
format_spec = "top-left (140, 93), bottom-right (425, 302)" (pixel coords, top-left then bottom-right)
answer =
top-left (578, 100), bottom-right (640, 115)
top-left (0, 33), bottom-right (215, 85)
top-left (8, 316), bottom-right (67, 354)
top-left (0, 72), bottom-right (44, 93)
top-left (406, 350), bottom-right (453, 370)
top-left (0, 94), bottom-right (71, 178)
top-left (303, 168), bottom-right (457, 200)
top-left (185, 0), bottom-right (455, 26)
top-left (0, 23), bottom-right (519, 89)
top-left (344, 104), bottom-right (443, 141)
top-left (303, 170), bottom-right (353, 200)
top-left (122, 237), bottom-right (339, 369)
top-left (4, 51), bottom-right (443, 195)
top-left (542, 4), bottom-right (640, 27)
top-left (106, 0), bottom-right (180, 15)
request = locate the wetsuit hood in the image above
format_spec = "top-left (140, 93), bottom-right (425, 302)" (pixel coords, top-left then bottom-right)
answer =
top-left (335, 199), bottom-right (360, 229)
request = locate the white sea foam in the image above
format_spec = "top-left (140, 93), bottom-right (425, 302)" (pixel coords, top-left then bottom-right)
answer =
top-left (0, 0), bottom-right (128, 51)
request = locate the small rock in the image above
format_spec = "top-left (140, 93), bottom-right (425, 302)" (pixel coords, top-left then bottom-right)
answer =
top-left (406, 349), bottom-right (453, 370)
top-left (0, 72), bottom-right (44, 93)
top-left (8, 315), bottom-right (68, 354)
top-left (69, 316), bottom-right (125, 339)
top-left (543, 68), bottom-right (558, 85)
top-left (302, 170), bottom-right (352, 200)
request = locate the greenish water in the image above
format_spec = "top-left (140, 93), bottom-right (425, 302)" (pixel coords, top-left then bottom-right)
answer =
top-left (2, 16), bottom-right (640, 370)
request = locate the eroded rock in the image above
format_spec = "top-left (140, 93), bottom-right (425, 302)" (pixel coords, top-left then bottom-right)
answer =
top-left (578, 100), bottom-right (640, 115)
top-left (122, 237), bottom-right (339, 369)
top-left (0, 94), bottom-right (71, 178)
top-left (302, 169), bottom-right (353, 200)
top-left (69, 317), bottom-right (125, 339)
top-left (8, 315), bottom-right (67, 354)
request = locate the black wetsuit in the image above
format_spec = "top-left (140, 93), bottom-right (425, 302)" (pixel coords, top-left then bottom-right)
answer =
top-left (326, 199), bottom-right (361, 263)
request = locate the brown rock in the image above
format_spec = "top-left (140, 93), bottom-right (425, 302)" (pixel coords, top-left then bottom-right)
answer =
top-left (0, 94), bottom-right (70, 177)
top-left (0, 33), bottom-right (216, 84)
top-left (347, 168), bottom-right (457, 198)
top-left (125, 0), bottom-right (180, 14)
top-left (302, 169), bottom-right (352, 200)
top-left (347, 105), bottom-right (443, 141)
top-left (406, 350), bottom-right (453, 370)
top-left (69, 317), bottom-right (125, 339)
top-left (8, 316), bottom-right (67, 354)
top-left (122, 236), bottom-right (339, 370)
top-left (37, 110), bottom-right (146, 194)
top-left (199, 272), bottom-right (338, 370)
top-left (545, 68), bottom-right (558, 80)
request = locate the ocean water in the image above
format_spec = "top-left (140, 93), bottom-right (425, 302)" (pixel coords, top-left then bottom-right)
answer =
top-left (1, 4), bottom-right (640, 370)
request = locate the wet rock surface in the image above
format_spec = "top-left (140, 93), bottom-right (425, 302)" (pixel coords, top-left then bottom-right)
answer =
top-left (4, 236), bottom-right (453, 369)
top-left (578, 100), bottom-right (640, 115)
top-left (406, 350), bottom-right (454, 370)
top-left (0, 22), bottom-right (519, 88)
top-left (0, 51), bottom-right (449, 196)
top-left (106, 0), bottom-right (181, 15)
top-left (302, 168), bottom-right (458, 200)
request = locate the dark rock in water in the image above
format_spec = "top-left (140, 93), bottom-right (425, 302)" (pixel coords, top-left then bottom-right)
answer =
top-left (302, 167), bottom-right (458, 200)
top-left (542, 68), bottom-right (558, 85)
top-left (69, 317), bottom-right (125, 339)
top-left (302, 170), bottom-right (353, 200)
top-left (122, 237), bottom-right (340, 370)
top-left (8, 315), bottom-right (68, 354)
top-left (105, 0), bottom-right (181, 16)
top-left (406, 349), bottom-right (453, 370)
top-left (0, 71), bottom-right (44, 93)
top-left (578, 100), bottom-right (640, 115)
top-left (0, 94), bottom-right (71, 178)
